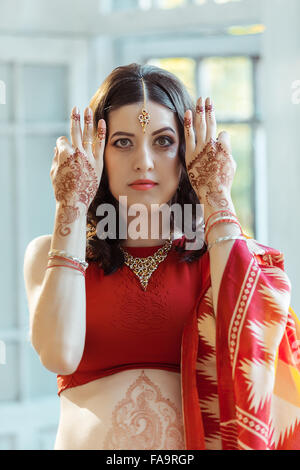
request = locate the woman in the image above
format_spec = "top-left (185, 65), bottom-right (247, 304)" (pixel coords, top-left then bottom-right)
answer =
top-left (23, 63), bottom-right (300, 450)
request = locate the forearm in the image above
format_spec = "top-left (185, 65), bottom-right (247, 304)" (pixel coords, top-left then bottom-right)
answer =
top-left (204, 200), bottom-right (242, 314)
top-left (31, 203), bottom-right (88, 374)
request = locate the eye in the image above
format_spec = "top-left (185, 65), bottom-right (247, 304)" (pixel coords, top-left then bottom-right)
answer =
top-left (113, 138), bottom-right (132, 148)
top-left (155, 136), bottom-right (174, 147)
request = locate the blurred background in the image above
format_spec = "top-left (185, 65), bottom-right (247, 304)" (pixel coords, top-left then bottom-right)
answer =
top-left (0, 0), bottom-right (299, 450)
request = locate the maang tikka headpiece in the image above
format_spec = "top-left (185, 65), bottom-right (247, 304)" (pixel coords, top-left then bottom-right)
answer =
top-left (138, 77), bottom-right (150, 133)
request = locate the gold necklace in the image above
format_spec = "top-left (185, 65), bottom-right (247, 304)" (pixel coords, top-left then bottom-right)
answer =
top-left (120, 239), bottom-right (173, 291)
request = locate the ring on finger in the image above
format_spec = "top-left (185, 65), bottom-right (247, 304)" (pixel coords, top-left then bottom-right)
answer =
top-left (83, 140), bottom-right (93, 145)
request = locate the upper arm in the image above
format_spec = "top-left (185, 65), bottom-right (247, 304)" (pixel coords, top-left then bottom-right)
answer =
top-left (23, 234), bottom-right (52, 334)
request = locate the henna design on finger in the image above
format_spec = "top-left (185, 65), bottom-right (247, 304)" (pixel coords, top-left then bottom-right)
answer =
top-left (103, 371), bottom-right (184, 450)
top-left (97, 128), bottom-right (106, 142)
top-left (187, 138), bottom-right (235, 209)
top-left (54, 148), bottom-right (99, 236)
top-left (196, 105), bottom-right (204, 114)
top-left (205, 104), bottom-right (213, 119)
top-left (71, 112), bottom-right (80, 122)
top-left (184, 117), bottom-right (192, 137)
top-left (84, 114), bottom-right (93, 125)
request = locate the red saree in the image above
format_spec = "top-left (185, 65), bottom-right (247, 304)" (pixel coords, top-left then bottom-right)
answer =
top-left (181, 236), bottom-right (300, 450)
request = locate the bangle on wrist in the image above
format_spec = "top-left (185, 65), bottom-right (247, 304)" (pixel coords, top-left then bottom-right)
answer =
top-left (48, 249), bottom-right (88, 271)
top-left (46, 264), bottom-right (86, 276)
top-left (206, 209), bottom-right (237, 228)
top-left (207, 234), bottom-right (246, 251)
top-left (205, 217), bottom-right (242, 244)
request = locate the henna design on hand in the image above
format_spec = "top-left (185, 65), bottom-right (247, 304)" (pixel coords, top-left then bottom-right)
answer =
top-left (54, 148), bottom-right (99, 236)
top-left (187, 138), bottom-right (235, 209)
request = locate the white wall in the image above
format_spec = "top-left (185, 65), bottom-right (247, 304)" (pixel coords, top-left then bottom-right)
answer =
top-left (261, 0), bottom-right (300, 313)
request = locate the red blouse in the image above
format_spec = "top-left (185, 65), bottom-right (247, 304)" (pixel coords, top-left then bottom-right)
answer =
top-left (57, 235), bottom-right (205, 396)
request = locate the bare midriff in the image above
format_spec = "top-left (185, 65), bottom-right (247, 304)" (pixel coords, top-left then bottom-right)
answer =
top-left (54, 368), bottom-right (185, 450)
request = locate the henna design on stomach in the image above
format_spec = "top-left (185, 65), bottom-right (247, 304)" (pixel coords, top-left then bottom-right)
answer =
top-left (54, 148), bottom-right (99, 236)
top-left (102, 370), bottom-right (184, 450)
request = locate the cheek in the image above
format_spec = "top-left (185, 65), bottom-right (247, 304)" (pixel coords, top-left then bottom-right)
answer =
top-left (163, 150), bottom-right (181, 173)
top-left (104, 151), bottom-right (119, 179)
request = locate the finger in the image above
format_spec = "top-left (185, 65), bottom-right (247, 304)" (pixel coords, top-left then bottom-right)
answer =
top-left (205, 97), bottom-right (217, 143)
top-left (70, 106), bottom-right (83, 150)
top-left (82, 107), bottom-right (94, 155)
top-left (51, 146), bottom-right (58, 168)
top-left (184, 110), bottom-right (195, 158)
top-left (56, 136), bottom-right (73, 156)
top-left (217, 130), bottom-right (232, 156)
top-left (93, 119), bottom-right (106, 165)
top-left (195, 96), bottom-right (206, 147)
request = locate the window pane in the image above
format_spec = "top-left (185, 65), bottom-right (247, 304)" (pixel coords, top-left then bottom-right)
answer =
top-left (193, 0), bottom-right (242, 3)
top-left (0, 136), bottom-right (17, 329)
top-left (200, 56), bottom-right (253, 120)
top-left (0, 62), bottom-right (14, 122)
top-left (0, 342), bottom-right (20, 401)
top-left (0, 435), bottom-right (16, 450)
top-left (38, 428), bottom-right (58, 450)
top-left (154, 0), bottom-right (187, 8)
top-left (24, 135), bottom-right (59, 240)
top-left (112, 0), bottom-right (139, 10)
top-left (216, 122), bottom-right (254, 237)
top-left (147, 57), bottom-right (197, 99)
top-left (26, 342), bottom-right (57, 399)
top-left (22, 65), bottom-right (68, 122)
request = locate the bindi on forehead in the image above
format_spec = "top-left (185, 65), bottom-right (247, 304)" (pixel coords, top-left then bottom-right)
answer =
top-left (107, 102), bottom-right (178, 138)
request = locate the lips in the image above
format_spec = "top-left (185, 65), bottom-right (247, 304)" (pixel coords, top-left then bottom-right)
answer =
top-left (129, 179), bottom-right (157, 185)
top-left (129, 180), bottom-right (158, 191)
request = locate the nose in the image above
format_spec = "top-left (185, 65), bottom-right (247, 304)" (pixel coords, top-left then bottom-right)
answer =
top-left (133, 142), bottom-right (154, 171)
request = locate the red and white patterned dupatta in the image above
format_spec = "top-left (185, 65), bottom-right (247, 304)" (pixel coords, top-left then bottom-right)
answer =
top-left (181, 236), bottom-right (300, 450)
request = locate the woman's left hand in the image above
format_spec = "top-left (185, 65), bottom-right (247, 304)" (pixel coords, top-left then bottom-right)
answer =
top-left (184, 97), bottom-right (237, 214)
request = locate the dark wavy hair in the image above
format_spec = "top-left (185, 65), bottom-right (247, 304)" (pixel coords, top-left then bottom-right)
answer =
top-left (85, 63), bottom-right (206, 275)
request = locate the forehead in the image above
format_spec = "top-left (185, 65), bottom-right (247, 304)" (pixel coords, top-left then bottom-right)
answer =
top-left (107, 101), bottom-right (178, 133)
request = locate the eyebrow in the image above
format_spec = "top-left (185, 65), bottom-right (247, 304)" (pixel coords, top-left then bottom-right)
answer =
top-left (110, 127), bottom-right (176, 140)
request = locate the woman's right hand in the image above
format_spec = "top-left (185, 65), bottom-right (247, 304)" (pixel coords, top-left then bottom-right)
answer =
top-left (50, 106), bottom-right (106, 235)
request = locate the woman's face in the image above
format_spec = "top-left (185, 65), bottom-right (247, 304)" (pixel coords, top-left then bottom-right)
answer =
top-left (104, 101), bottom-right (182, 210)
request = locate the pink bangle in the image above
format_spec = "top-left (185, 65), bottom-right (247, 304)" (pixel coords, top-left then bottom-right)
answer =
top-left (205, 218), bottom-right (242, 244)
top-left (206, 209), bottom-right (237, 228)
top-left (47, 256), bottom-right (86, 276)
top-left (46, 264), bottom-right (86, 276)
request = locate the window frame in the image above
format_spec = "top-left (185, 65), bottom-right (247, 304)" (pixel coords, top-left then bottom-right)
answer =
top-left (118, 32), bottom-right (267, 242)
